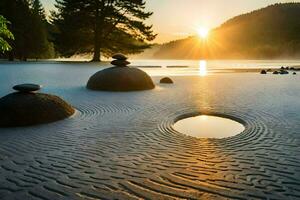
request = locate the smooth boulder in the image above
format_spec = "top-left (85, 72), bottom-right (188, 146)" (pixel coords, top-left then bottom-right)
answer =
top-left (260, 70), bottom-right (267, 74)
top-left (0, 93), bottom-right (75, 127)
top-left (87, 67), bottom-right (155, 91)
top-left (280, 70), bottom-right (289, 75)
top-left (160, 77), bottom-right (174, 84)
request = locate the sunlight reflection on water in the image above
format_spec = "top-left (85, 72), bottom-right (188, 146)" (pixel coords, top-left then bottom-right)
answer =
top-left (199, 60), bottom-right (207, 76)
top-left (173, 115), bottom-right (245, 139)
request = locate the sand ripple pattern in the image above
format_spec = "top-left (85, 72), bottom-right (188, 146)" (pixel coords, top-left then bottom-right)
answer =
top-left (0, 75), bottom-right (300, 199)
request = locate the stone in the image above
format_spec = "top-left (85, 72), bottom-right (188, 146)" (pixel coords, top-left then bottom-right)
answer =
top-left (293, 72), bottom-right (297, 75)
top-left (273, 71), bottom-right (279, 74)
top-left (160, 77), bottom-right (174, 84)
top-left (280, 70), bottom-right (289, 75)
top-left (13, 84), bottom-right (41, 93)
top-left (87, 67), bottom-right (155, 91)
top-left (260, 70), bottom-right (267, 74)
top-left (0, 93), bottom-right (75, 127)
top-left (111, 60), bottom-right (130, 67)
top-left (112, 53), bottom-right (128, 60)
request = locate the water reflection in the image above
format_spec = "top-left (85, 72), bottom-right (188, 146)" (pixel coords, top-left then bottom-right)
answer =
top-left (173, 115), bottom-right (245, 139)
top-left (199, 60), bottom-right (207, 76)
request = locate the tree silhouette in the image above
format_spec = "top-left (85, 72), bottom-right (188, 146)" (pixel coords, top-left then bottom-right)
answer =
top-left (0, 0), bottom-right (54, 60)
top-left (52, 0), bottom-right (156, 61)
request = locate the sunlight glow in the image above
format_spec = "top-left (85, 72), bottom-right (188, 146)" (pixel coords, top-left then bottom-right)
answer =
top-left (199, 60), bottom-right (207, 76)
top-left (197, 27), bottom-right (209, 38)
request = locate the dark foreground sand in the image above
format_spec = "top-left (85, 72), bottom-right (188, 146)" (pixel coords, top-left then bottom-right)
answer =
top-left (0, 70), bottom-right (300, 199)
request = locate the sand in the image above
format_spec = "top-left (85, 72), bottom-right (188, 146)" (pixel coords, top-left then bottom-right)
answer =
top-left (0, 63), bottom-right (299, 199)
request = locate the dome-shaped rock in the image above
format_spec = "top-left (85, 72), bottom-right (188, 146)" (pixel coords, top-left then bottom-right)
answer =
top-left (87, 67), bottom-right (155, 91)
top-left (260, 70), bottom-right (267, 74)
top-left (273, 71), bottom-right (279, 74)
top-left (0, 92), bottom-right (75, 127)
top-left (160, 77), bottom-right (174, 84)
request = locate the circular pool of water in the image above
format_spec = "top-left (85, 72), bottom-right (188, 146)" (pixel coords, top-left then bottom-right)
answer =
top-left (173, 115), bottom-right (245, 139)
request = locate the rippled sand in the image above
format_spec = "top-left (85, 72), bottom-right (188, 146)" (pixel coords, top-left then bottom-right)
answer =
top-left (0, 63), bottom-right (300, 199)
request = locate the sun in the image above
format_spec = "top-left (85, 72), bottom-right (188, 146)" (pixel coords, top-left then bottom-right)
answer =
top-left (197, 27), bottom-right (209, 39)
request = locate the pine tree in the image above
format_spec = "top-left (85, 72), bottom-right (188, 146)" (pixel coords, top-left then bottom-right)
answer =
top-left (52, 0), bottom-right (156, 61)
top-left (29, 0), bottom-right (54, 59)
top-left (0, 0), bottom-right (54, 60)
top-left (0, 15), bottom-right (14, 53)
top-left (31, 0), bottom-right (46, 21)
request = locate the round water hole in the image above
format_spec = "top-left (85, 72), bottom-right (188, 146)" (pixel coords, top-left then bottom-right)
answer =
top-left (173, 115), bottom-right (245, 139)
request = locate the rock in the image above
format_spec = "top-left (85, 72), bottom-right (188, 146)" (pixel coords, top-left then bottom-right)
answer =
top-left (111, 60), bottom-right (130, 67)
top-left (281, 66), bottom-right (285, 70)
top-left (280, 70), bottom-right (289, 75)
top-left (286, 67), bottom-right (290, 70)
top-left (160, 77), bottom-right (174, 84)
top-left (293, 72), bottom-right (297, 75)
top-left (0, 93), bottom-right (75, 127)
top-left (273, 71), bottom-right (279, 74)
top-left (260, 70), bottom-right (267, 74)
top-left (112, 53), bottom-right (128, 60)
top-left (290, 67), bottom-right (295, 70)
top-left (87, 67), bottom-right (155, 91)
top-left (13, 84), bottom-right (41, 93)
top-left (87, 54), bottom-right (155, 91)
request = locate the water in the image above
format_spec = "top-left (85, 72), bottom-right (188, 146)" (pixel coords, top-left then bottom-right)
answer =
top-left (0, 59), bottom-right (299, 96)
top-left (130, 59), bottom-right (300, 69)
top-left (173, 115), bottom-right (245, 139)
top-left (130, 59), bottom-right (300, 76)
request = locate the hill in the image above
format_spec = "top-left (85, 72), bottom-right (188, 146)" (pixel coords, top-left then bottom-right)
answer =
top-left (151, 3), bottom-right (300, 59)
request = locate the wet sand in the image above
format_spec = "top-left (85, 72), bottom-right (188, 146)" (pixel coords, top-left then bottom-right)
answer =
top-left (0, 65), bottom-right (300, 199)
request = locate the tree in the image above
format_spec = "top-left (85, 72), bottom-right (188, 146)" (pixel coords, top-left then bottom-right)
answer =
top-left (0, 0), bottom-right (54, 60)
top-left (52, 0), bottom-right (156, 61)
top-left (0, 15), bottom-right (14, 52)
top-left (29, 0), bottom-right (55, 59)
top-left (30, 0), bottom-right (46, 21)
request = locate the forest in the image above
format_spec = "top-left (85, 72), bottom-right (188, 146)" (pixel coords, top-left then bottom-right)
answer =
top-left (0, 0), bottom-right (155, 61)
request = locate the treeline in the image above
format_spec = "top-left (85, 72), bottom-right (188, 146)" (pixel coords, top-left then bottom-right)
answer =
top-left (0, 0), bottom-right (155, 61)
top-left (153, 3), bottom-right (300, 59)
top-left (0, 0), bottom-right (55, 61)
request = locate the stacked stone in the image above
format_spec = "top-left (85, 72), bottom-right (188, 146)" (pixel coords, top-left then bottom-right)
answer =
top-left (111, 53), bottom-right (130, 67)
top-left (13, 84), bottom-right (42, 93)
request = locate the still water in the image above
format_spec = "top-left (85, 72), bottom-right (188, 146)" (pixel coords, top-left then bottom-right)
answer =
top-left (173, 115), bottom-right (245, 139)
top-left (130, 59), bottom-right (300, 76)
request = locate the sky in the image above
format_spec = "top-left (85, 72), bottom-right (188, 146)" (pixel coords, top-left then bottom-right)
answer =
top-left (41, 0), bottom-right (299, 43)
